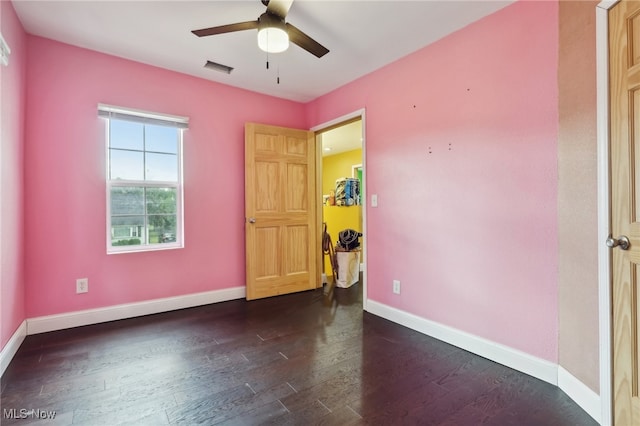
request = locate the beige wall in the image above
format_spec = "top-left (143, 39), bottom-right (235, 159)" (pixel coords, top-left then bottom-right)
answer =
top-left (557, 0), bottom-right (600, 393)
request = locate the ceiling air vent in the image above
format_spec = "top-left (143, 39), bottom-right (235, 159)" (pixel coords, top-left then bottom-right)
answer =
top-left (204, 60), bottom-right (233, 74)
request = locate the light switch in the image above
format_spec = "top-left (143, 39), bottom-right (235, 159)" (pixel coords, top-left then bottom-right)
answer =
top-left (371, 194), bottom-right (378, 207)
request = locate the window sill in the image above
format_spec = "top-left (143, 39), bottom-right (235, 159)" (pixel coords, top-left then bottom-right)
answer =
top-left (107, 242), bottom-right (184, 255)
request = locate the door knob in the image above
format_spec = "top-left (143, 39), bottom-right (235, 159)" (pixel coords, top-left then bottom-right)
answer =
top-left (248, 217), bottom-right (256, 224)
top-left (606, 235), bottom-right (630, 250)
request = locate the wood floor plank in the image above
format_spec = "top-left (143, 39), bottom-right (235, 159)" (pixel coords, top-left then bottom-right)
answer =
top-left (1, 283), bottom-right (597, 425)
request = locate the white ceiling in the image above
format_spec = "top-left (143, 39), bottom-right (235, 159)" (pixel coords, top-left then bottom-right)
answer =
top-left (11, 0), bottom-right (513, 103)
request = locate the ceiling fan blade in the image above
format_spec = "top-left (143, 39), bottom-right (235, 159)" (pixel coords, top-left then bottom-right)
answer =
top-left (192, 20), bottom-right (258, 37)
top-left (286, 23), bottom-right (329, 58)
top-left (266, 0), bottom-right (294, 19)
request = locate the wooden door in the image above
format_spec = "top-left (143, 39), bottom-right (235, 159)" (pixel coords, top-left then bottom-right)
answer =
top-left (610, 1), bottom-right (640, 424)
top-left (245, 123), bottom-right (318, 300)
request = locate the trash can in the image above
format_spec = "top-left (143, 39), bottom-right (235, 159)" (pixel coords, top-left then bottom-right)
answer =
top-left (335, 250), bottom-right (360, 288)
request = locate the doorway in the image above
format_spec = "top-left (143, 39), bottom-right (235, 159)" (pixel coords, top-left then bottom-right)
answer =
top-left (312, 111), bottom-right (366, 308)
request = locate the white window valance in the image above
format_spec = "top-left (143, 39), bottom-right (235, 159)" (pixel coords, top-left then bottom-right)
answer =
top-left (98, 104), bottom-right (189, 129)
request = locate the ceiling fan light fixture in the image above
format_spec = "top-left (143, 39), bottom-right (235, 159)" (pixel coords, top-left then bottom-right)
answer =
top-left (257, 13), bottom-right (289, 53)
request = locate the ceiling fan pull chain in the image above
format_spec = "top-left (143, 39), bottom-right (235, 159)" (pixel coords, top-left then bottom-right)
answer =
top-left (277, 64), bottom-right (280, 84)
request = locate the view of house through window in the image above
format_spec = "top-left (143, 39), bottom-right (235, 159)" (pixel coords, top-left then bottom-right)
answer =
top-left (100, 105), bottom-right (187, 253)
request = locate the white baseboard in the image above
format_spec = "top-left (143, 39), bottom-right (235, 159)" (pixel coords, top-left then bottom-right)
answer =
top-left (1, 321), bottom-right (27, 376)
top-left (365, 300), bottom-right (605, 424)
top-left (366, 300), bottom-right (558, 385)
top-left (27, 286), bottom-right (246, 335)
top-left (558, 366), bottom-right (601, 424)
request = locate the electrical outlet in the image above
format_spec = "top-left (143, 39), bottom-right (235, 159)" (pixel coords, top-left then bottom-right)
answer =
top-left (76, 278), bottom-right (88, 294)
top-left (393, 279), bottom-right (401, 294)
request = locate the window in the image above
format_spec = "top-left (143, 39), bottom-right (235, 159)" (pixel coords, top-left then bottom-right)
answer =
top-left (98, 104), bottom-right (188, 253)
top-left (0, 32), bottom-right (11, 67)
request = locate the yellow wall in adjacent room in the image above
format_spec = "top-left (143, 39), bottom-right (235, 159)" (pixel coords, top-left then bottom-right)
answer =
top-left (322, 149), bottom-right (363, 278)
top-left (322, 148), bottom-right (363, 196)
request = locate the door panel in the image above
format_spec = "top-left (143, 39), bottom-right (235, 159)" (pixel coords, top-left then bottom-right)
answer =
top-left (286, 164), bottom-right (308, 211)
top-left (255, 162), bottom-right (279, 212)
top-left (255, 227), bottom-right (280, 278)
top-left (245, 123), bottom-right (318, 300)
top-left (632, 12), bottom-right (640, 66)
top-left (610, 2), bottom-right (640, 424)
top-left (286, 225), bottom-right (309, 274)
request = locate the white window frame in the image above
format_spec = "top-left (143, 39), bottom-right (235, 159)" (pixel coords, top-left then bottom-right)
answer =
top-left (1, 32), bottom-right (11, 67)
top-left (99, 104), bottom-right (188, 254)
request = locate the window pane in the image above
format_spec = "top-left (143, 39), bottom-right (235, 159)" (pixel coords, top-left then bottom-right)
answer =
top-left (104, 111), bottom-right (184, 253)
top-left (146, 126), bottom-right (178, 154)
top-left (111, 187), bottom-right (144, 215)
top-left (146, 188), bottom-right (176, 214)
top-left (148, 215), bottom-right (177, 244)
top-left (145, 152), bottom-right (177, 182)
top-left (110, 149), bottom-right (144, 180)
top-left (110, 120), bottom-right (143, 150)
top-left (111, 215), bottom-right (145, 246)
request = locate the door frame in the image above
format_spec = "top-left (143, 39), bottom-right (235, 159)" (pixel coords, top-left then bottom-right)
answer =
top-left (311, 109), bottom-right (367, 310)
top-left (596, 1), bottom-right (618, 425)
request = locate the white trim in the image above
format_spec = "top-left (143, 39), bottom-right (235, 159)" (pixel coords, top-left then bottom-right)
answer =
top-left (597, 0), bottom-right (618, 10)
top-left (366, 300), bottom-right (558, 385)
top-left (104, 118), bottom-right (185, 255)
top-left (0, 321), bottom-right (26, 376)
top-left (27, 287), bottom-right (245, 335)
top-left (310, 110), bottom-right (365, 133)
top-left (596, 1), bottom-right (617, 425)
top-left (97, 103), bottom-right (189, 127)
top-left (311, 109), bottom-right (368, 310)
top-left (558, 366), bottom-right (602, 424)
top-left (351, 163), bottom-right (363, 179)
top-left (361, 112), bottom-right (367, 311)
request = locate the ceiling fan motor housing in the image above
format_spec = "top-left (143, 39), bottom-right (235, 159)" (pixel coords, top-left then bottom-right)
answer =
top-left (257, 12), bottom-right (289, 53)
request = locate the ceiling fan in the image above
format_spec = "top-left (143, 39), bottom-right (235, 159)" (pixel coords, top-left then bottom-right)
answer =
top-left (191, 0), bottom-right (329, 58)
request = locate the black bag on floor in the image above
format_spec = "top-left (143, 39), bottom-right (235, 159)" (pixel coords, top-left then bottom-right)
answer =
top-left (338, 229), bottom-right (362, 251)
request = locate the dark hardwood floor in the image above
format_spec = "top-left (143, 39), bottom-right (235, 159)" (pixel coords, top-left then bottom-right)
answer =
top-left (1, 282), bottom-right (597, 425)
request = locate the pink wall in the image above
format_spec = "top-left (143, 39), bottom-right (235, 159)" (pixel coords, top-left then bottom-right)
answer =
top-left (307, 1), bottom-right (559, 362)
top-left (23, 37), bottom-right (306, 318)
top-left (1, 0), bottom-right (27, 350)
top-left (8, 1), bottom-right (560, 367)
